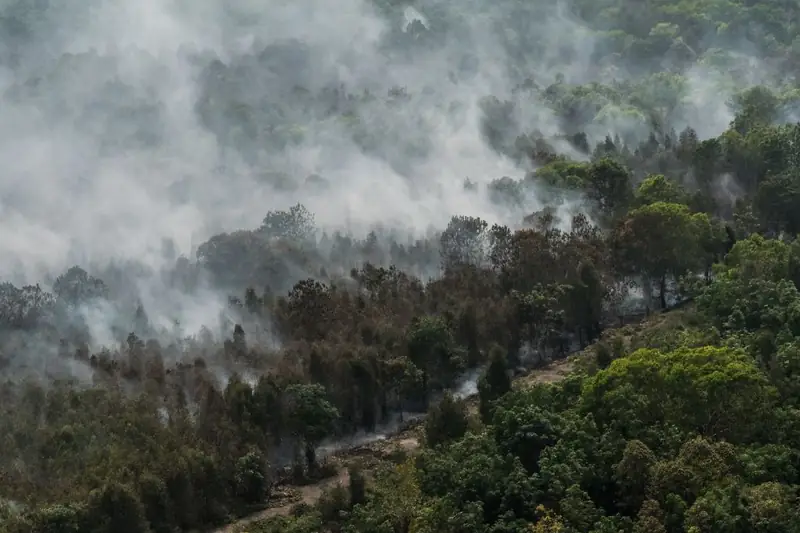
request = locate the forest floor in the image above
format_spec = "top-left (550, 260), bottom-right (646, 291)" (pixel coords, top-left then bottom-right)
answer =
top-left (211, 355), bottom-right (578, 532)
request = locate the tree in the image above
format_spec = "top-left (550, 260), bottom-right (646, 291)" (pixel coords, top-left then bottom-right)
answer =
top-left (234, 451), bottom-right (269, 505)
top-left (567, 261), bottom-right (605, 346)
top-left (530, 506), bottom-right (567, 533)
top-left (696, 235), bottom-right (800, 353)
top-left (744, 482), bottom-right (800, 533)
top-left (594, 342), bottom-right (613, 369)
top-left (755, 171), bottom-right (800, 235)
top-left (260, 203), bottom-right (316, 242)
top-left (683, 485), bottom-right (746, 533)
top-left (587, 158), bottom-right (633, 221)
top-left (347, 459), bottom-right (423, 533)
top-left (718, 234), bottom-right (793, 283)
top-left (252, 375), bottom-right (285, 441)
top-left (0, 283), bottom-right (55, 329)
top-left (488, 223), bottom-right (514, 271)
top-left (634, 174), bottom-right (687, 206)
top-left (439, 215), bottom-right (489, 270)
top-left (227, 324), bottom-right (247, 359)
top-left (348, 465), bottom-right (366, 507)
top-left (85, 483), bottom-right (150, 533)
top-left (52, 266), bottom-right (107, 307)
top-left (492, 399), bottom-right (560, 474)
top-left (27, 504), bottom-right (87, 533)
top-left (632, 500), bottom-right (667, 533)
top-left (417, 432), bottom-right (538, 525)
top-left (383, 356), bottom-right (424, 416)
top-left (581, 346), bottom-right (778, 446)
top-left (559, 484), bottom-right (601, 532)
top-left (285, 383), bottom-right (340, 472)
top-left (612, 202), bottom-right (705, 308)
top-left (478, 347), bottom-right (512, 423)
top-left (488, 176), bottom-right (525, 207)
top-left (730, 86), bottom-right (781, 135)
top-left (424, 391), bottom-right (468, 448)
top-left (282, 279), bottom-right (333, 341)
top-left (615, 440), bottom-right (657, 512)
top-left (407, 316), bottom-right (465, 400)
top-left (510, 284), bottom-right (568, 363)
top-left (137, 475), bottom-right (173, 533)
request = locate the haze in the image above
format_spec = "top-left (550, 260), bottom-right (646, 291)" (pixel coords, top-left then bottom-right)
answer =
top-left (0, 0), bottom-right (775, 348)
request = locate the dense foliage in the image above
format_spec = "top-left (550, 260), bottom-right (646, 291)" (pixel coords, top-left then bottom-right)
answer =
top-left (4, 0), bottom-right (800, 531)
top-left (239, 236), bottom-right (800, 533)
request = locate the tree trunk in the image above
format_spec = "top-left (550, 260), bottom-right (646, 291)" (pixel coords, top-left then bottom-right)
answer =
top-left (380, 390), bottom-right (389, 423)
top-left (305, 442), bottom-right (316, 474)
top-left (642, 278), bottom-right (654, 312)
top-left (659, 276), bottom-right (667, 310)
top-left (421, 373), bottom-right (429, 409)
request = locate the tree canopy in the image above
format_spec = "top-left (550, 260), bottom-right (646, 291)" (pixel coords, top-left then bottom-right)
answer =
top-left (6, 0), bottom-right (800, 531)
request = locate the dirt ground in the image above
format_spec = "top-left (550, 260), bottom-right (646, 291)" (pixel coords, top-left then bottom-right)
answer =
top-left (515, 356), bottom-right (575, 387)
top-left (212, 432), bottom-right (424, 532)
top-left (212, 468), bottom-right (351, 532)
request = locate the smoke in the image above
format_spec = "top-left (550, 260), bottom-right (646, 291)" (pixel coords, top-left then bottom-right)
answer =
top-left (0, 0), bottom-right (587, 350)
top-left (316, 412), bottom-right (425, 459)
top-left (452, 366), bottom-right (482, 399)
top-left (678, 64), bottom-right (736, 140)
top-left (0, 0), bottom-right (519, 273)
top-left (314, 365), bottom-right (483, 460)
top-left (0, 0), bottom-right (788, 360)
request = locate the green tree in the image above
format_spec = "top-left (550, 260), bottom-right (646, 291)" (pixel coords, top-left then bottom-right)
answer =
top-left (510, 284), bottom-right (568, 362)
top-left (407, 316), bottom-right (465, 401)
top-left (567, 261), bottom-right (605, 347)
top-left (755, 171), bottom-right (800, 235)
top-left (234, 451), bottom-right (270, 505)
top-left (587, 158), bottom-right (633, 222)
top-left (744, 482), bottom-right (800, 533)
top-left (615, 439), bottom-right (657, 513)
top-left (492, 400), bottom-right (561, 474)
top-left (137, 475), bottom-right (173, 533)
top-left (634, 174), bottom-right (687, 206)
top-left (348, 465), bottom-right (366, 508)
top-left (581, 346), bottom-right (778, 446)
top-left (285, 384), bottom-right (340, 472)
top-left (424, 391), bottom-right (469, 448)
top-left (730, 86), bottom-right (781, 135)
top-left (683, 485), bottom-right (746, 533)
top-left (346, 459), bottom-right (423, 533)
top-left (530, 506), bottom-right (567, 533)
top-left (612, 202), bottom-right (706, 308)
top-left (417, 433), bottom-right (538, 526)
top-left (86, 483), bottom-right (150, 533)
top-left (632, 500), bottom-right (667, 533)
top-left (558, 484), bottom-right (601, 532)
top-left (27, 504), bottom-right (87, 533)
top-left (478, 347), bottom-right (512, 423)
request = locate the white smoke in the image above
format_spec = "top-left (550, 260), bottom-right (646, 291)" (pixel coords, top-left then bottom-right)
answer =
top-left (0, 0), bottom-right (782, 358)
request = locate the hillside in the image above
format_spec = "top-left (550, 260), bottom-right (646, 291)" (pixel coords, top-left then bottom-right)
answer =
top-left (2, 0), bottom-right (800, 532)
top-left (213, 354), bottom-right (576, 532)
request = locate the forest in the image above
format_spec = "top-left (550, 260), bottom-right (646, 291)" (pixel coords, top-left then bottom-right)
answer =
top-left (3, 0), bottom-right (800, 531)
